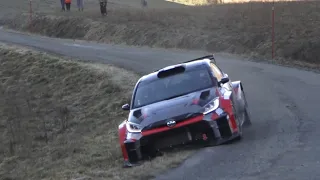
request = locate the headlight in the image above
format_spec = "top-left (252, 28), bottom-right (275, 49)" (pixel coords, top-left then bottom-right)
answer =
top-left (203, 98), bottom-right (220, 115)
top-left (126, 122), bottom-right (142, 133)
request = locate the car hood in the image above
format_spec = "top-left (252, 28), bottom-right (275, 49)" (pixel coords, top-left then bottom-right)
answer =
top-left (128, 87), bottom-right (218, 131)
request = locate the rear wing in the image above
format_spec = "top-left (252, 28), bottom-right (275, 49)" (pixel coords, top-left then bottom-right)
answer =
top-left (183, 54), bottom-right (216, 64)
top-left (153, 54), bottom-right (217, 72)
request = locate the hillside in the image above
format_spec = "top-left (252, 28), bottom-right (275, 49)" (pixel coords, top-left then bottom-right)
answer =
top-left (0, 44), bottom-right (193, 180)
top-left (1, 1), bottom-right (319, 66)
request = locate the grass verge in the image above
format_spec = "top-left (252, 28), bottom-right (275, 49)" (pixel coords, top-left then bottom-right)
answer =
top-left (0, 1), bottom-right (320, 66)
top-left (0, 43), bottom-right (194, 180)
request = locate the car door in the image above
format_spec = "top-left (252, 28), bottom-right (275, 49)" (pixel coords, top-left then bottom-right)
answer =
top-left (209, 62), bottom-right (242, 126)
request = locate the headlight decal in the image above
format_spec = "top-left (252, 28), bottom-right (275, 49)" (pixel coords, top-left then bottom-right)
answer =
top-left (203, 98), bottom-right (220, 115)
top-left (126, 122), bottom-right (142, 133)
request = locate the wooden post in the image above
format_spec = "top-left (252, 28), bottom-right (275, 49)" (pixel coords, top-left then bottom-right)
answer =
top-left (272, 0), bottom-right (275, 59)
top-left (29, 0), bottom-right (33, 26)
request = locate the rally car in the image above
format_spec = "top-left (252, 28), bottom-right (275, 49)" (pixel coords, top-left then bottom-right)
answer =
top-left (118, 55), bottom-right (252, 167)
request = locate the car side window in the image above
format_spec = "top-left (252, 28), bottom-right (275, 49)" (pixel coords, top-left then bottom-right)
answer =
top-left (210, 63), bottom-right (223, 81)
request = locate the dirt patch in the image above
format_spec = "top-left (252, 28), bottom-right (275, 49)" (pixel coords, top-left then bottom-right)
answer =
top-left (0, 43), bottom-right (194, 180)
top-left (1, 1), bottom-right (320, 65)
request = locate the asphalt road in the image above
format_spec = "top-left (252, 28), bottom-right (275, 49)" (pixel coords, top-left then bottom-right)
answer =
top-left (1, 29), bottom-right (320, 180)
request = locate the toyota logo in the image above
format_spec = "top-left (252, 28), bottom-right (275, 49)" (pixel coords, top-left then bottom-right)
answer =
top-left (166, 120), bottom-right (176, 127)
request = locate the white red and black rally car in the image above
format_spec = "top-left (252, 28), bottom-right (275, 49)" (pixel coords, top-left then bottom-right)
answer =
top-left (118, 55), bottom-right (252, 167)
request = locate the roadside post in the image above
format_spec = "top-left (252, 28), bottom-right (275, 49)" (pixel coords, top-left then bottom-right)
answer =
top-left (272, 0), bottom-right (275, 59)
top-left (29, 0), bottom-right (33, 26)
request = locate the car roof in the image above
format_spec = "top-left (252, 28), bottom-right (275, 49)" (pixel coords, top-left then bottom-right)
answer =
top-left (138, 57), bottom-right (214, 83)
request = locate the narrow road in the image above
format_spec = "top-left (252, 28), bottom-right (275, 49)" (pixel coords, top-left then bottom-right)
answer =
top-left (1, 29), bottom-right (320, 180)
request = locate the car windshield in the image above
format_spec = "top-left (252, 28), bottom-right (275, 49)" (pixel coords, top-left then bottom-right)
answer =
top-left (132, 68), bottom-right (216, 108)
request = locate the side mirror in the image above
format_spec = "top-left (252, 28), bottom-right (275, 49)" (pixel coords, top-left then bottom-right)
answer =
top-left (219, 77), bottom-right (229, 84)
top-left (122, 104), bottom-right (130, 111)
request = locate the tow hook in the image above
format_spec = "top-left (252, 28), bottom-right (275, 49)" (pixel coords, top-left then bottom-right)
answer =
top-left (202, 134), bottom-right (208, 141)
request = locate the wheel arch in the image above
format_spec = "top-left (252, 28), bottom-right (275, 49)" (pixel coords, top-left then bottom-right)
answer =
top-left (231, 80), bottom-right (243, 93)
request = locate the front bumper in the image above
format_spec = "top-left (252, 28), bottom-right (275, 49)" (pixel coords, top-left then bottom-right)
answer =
top-left (122, 113), bottom-right (239, 166)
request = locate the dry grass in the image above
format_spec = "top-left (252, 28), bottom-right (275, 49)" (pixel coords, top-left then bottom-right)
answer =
top-left (0, 0), bottom-right (184, 18)
top-left (167, 0), bottom-right (298, 5)
top-left (0, 1), bottom-right (318, 179)
top-left (0, 43), bottom-right (194, 180)
top-left (1, 1), bottom-right (320, 65)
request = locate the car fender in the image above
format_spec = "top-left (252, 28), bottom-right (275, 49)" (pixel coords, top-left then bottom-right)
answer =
top-left (219, 93), bottom-right (238, 132)
top-left (231, 81), bottom-right (242, 96)
top-left (231, 81), bottom-right (246, 112)
top-left (118, 120), bottom-right (129, 161)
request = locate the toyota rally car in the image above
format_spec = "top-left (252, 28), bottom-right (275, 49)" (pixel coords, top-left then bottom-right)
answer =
top-left (118, 55), bottom-right (252, 167)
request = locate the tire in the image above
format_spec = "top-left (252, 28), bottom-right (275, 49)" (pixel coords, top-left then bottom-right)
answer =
top-left (242, 91), bottom-right (252, 127)
top-left (243, 107), bottom-right (252, 126)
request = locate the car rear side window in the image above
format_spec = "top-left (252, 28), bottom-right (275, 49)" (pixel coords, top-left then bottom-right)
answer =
top-left (132, 68), bottom-right (216, 108)
top-left (210, 63), bottom-right (223, 81)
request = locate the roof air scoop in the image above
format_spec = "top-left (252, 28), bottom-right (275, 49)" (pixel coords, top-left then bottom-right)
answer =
top-left (200, 90), bottom-right (210, 100)
top-left (133, 109), bottom-right (142, 118)
top-left (157, 65), bottom-right (185, 78)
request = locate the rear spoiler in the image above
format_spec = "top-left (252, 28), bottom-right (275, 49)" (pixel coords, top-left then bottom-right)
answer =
top-left (183, 54), bottom-right (216, 64)
top-left (153, 54), bottom-right (216, 72)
